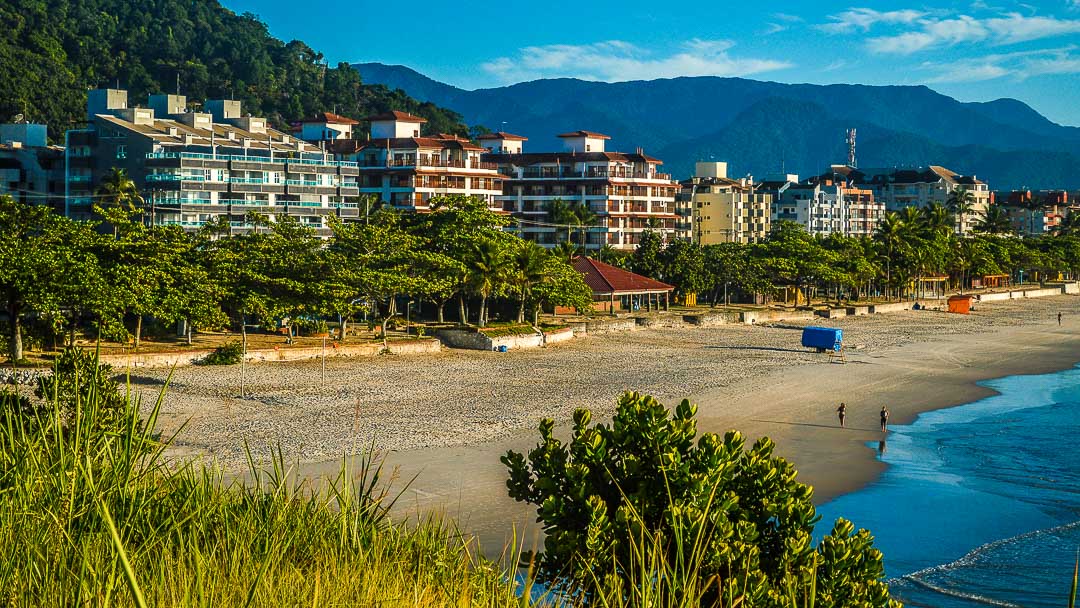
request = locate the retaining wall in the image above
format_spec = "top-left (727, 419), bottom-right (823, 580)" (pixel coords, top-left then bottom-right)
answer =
top-left (99, 339), bottom-right (442, 369)
top-left (815, 308), bottom-right (849, 319)
top-left (1023, 288), bottom-right (1063, 298)
top-left (543, 327), bottom-right (575, 346)
top-left (846, 305), bottom-right (871, 316)
top-left (740, 309), bottom-right (817, 325)
top-left (684, 311), bottom-right (742, 326)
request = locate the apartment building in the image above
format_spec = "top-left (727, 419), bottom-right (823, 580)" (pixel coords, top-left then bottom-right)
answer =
top-left (482, 131), bottom-right (678, 250)
top-left (677, 162), bottom-right (771, 244)
top-left (0, 121), bottom-right (65, 212)
top-left (830, 164), bottom-right (990, 234)
top-left (329, 111), bottom-right (504, 212)
top-left (762, 173), bottom-right (884, 237)
top-left (1000, 190), bottom-right (1069, 236)
top-left (66, 89), bottom-right (360, 234)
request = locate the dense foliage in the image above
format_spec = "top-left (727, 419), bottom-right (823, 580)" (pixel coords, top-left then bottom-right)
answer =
top-left (622, 207), bottom-right (1080, 305)
top-left (0, 194), bottom-right (593, 361)
top-left (503, 392), bottom-right (898, 606)
top-left (0, 0), bottom-right (469, 139)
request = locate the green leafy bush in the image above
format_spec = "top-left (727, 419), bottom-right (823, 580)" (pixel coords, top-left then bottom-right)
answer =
top-left (502, 392), bottom-right (899, 606)
top-left (198, 341), bottom-right (245, 366)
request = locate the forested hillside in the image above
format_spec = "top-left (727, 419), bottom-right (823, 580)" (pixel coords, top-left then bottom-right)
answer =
top-left (0, 0), bottom-right (469, 140)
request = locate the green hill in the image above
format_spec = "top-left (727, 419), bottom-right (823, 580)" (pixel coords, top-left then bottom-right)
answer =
top-left (0, 0), bottom-right (468, 140)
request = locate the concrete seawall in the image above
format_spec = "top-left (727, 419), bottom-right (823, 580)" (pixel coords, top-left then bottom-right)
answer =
top-left (99, 338), bottom-right (442, 369)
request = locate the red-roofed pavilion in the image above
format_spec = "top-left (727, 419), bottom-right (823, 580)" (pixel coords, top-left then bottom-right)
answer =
top-left (558, 257), bottom-right (675, 314)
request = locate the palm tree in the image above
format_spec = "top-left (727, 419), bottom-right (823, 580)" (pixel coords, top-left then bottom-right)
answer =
top-left (467, 239), bottom-right (509, 327)
top-left (568, 200), bottom-right (598, 252)
top-left (947, 188), bottom-right (976, 235)
top-left (511, 242), bottom-right (550, 324)
top-left (921, 202), bottom-right (952, 238)
top-left (974, 206), bottom-right (1012, 235)
top-left (874, 212), bottom-right (905, 300)
top-left (96, 167), bottom-right (145, 212)
top-left (546, 198), bottom-right (577, 245)
top-left (1054, 212), bottom-right (1080, 237)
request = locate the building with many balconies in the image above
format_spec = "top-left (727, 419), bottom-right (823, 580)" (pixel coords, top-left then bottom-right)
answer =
top-left (65, 89), bottom-right (360, 235)
top-left (677, 162), bottom-right (771, 245)
top-left (482, 131), bottom-right (678, 250)
top-left (329, 111), bottom-right (505, 213)
top-left (762, 171), bottom-right (884, 238)
top-left (828, 164), bottom-right (990, 234)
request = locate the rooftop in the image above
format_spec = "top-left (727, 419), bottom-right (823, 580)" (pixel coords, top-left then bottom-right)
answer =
top-left (476, 131), bottom-right (528, 141)
top-left (573, 257), bottom-right (674, 295)
top-left (557, 130), bottom-right (611, 139)
top-left (298, 112), bottom-right (359, 125)
top-left (364, 110), bottom-right (427, 123)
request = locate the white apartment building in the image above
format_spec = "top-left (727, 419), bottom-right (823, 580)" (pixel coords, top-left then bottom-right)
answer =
top-left (67, 89), bottom-right (361, 234)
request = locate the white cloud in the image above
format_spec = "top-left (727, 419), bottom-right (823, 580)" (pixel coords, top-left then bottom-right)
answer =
top-left (825, 8), bottom-right (1080, 54)
top-left (920, 45), bottom-right (1080, 82)
top-left (481, 39), bottom-right (792, 84)
top-left (820, 8), bottom-right (927, 33)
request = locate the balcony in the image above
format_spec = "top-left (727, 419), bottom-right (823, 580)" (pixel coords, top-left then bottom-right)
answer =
top-left (146, 151), bottom-right (228, 169)
top-left (67, 174), bottom-right (92, 183)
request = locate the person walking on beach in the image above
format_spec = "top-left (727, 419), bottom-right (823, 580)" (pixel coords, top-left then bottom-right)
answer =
top-left (880, 406), bottom-right (890, 432)
top-left (1059, 312), bottom-right (1063, 326)
top-left (837, 402), bottom-right (847, 428)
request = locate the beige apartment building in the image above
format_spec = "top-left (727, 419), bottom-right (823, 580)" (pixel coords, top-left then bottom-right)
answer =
top-left (677, 162), bottom-right (771, 244)
top-left (482, 131), bottom-right (678, 250)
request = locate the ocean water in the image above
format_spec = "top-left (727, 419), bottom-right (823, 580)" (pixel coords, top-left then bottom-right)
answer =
top-left (815, 366), bottom-right (1080, 608)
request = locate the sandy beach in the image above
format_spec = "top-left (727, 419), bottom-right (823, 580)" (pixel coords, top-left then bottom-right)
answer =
top-left (131, 295), bottom-right (1080, 555)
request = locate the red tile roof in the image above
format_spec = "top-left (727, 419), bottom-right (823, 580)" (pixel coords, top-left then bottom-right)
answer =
top-left (364, 110), bottom-right (428, 123)
top-left (298, 112), bottom-right (359, 125)
top-left (557, 130), bottom-right (611, 139)
top-left (476, 131), bottom-right (528, 141)
top-left (572, 257), bottom-right (673, 295)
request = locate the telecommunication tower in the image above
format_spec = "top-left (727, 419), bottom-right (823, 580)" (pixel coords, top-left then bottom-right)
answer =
top-left (846, 128), bottom-right (857, 168)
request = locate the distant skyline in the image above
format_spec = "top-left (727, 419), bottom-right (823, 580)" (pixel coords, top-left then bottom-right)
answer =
top-left (222, 0), bottom-right (1080, 126)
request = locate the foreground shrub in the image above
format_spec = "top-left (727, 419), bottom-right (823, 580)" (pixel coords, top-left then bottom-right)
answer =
top-left (502, 391), bottom-right (900, 607)
top-left (198, 340), bottom-right (244, 365)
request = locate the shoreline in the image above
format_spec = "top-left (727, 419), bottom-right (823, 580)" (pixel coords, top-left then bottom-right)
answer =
top-left (132, 295), bottom-right (1080, 557)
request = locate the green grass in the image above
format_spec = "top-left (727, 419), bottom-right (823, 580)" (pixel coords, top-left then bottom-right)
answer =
top-left (0, 367), bottom-right (533, 607)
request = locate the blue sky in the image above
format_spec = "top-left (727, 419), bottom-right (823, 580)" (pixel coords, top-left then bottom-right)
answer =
top-left (222, 0), bottom-right (1080, 126)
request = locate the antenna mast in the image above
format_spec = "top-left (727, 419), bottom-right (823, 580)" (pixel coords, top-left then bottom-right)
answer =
top-left (846, 128), bottom-right (857, 168)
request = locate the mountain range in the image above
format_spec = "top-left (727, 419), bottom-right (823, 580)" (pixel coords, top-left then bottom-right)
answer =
top-left (355, 62), bottom-right (1080, 191)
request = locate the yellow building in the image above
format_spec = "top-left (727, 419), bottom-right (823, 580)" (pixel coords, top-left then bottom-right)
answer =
top-left (677, 162), bottom-right (771, 245)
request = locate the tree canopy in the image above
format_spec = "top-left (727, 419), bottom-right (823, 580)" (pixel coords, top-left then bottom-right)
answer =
top-left (0, 0), bottom-right (469, 139)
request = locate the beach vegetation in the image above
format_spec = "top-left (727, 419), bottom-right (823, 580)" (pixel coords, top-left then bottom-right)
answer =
top-left (198, 341), bottom-right (246, 366)
top-left (503, 392), bottom-right (899, 607)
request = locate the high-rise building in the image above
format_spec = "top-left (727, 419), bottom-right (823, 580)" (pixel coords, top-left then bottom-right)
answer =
top-left (761, 172), bottom-right (884, 238)
top-left (67, 89), bottom-right (360, 235)
top-left (330, 111), bottom-right (505, 212)
top-left (677, 162), bottom-right (771, 244)
top-left (482, 131), bottom-right (678, 250)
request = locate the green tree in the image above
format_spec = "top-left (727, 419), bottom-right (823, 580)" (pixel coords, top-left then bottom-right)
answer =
top-left (466, 238), bottom-right (510, 327)
top-left (502, 392), bottom-right (898, 606)
top-left (974, 206), bottom-right (1013, 235)
top-left (632, 230), bottom-right (665, 279)
top-left (510, 241), bottom-right (550, 324)
top-left (946, 187), bottom-right (976, 235)
top-left (0, 198), bottom-right (102, 361)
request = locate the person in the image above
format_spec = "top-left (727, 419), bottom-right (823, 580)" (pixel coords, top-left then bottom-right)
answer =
top-left (880, 406), bottom-right (890, 432)
top-left (837, 402), bottom-right (847, 428)
top-left (1059, 312), bottom-right (1063, 326)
